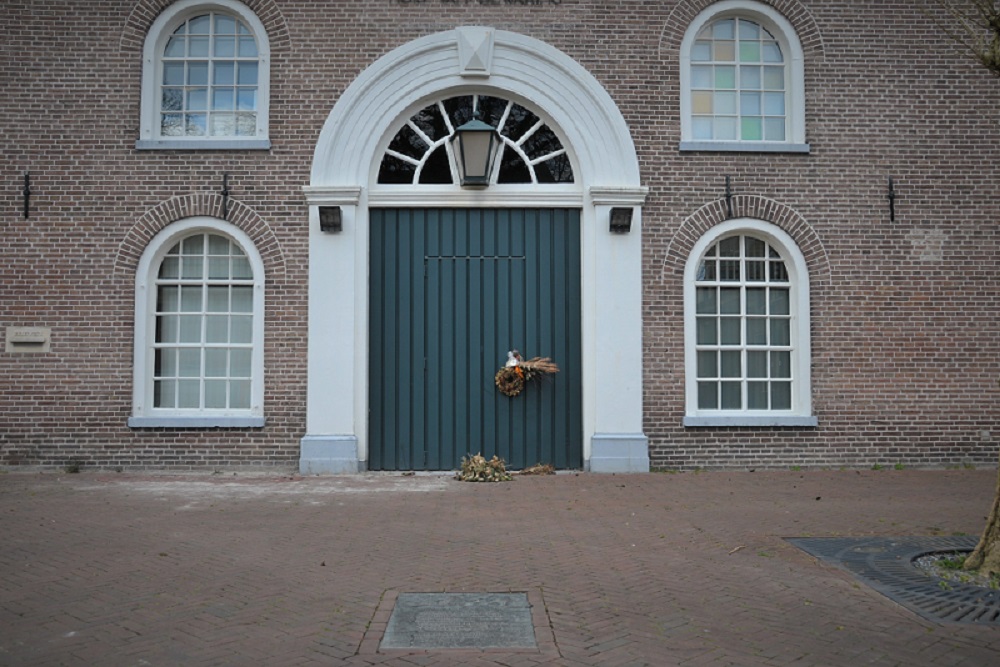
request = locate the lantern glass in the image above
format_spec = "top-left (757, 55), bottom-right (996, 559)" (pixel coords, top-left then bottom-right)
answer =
top-left (450, 114), bottom-right (499, 186)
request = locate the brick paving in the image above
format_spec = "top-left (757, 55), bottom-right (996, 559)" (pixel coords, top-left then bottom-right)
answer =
top-left (1, 468), bottom-right (999, 666)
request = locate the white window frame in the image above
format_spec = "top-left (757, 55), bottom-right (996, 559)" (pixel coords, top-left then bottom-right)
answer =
top-left (683, 218), bottom-right (816, 427)
top-left (137, 0), bottom-right (271, 150)
top-left (129, 217), bottom-right (266, 428)
top-left (679, 0), bottom-right (808, 153)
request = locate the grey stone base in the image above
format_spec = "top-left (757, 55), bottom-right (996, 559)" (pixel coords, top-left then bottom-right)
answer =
top-left (299, 435), bottom-right (360, 474)
top-left (589, 433), bottom-right (649, 473)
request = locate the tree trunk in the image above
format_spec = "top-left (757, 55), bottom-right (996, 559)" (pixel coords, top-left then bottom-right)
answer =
top-left (964, 450), bottom-right (1000, 576)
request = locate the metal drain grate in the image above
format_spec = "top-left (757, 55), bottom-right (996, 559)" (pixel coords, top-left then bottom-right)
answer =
top-left (380, 592), bottom-right (537, 649)
top-left (787, 536), bottom-right (1000, 625)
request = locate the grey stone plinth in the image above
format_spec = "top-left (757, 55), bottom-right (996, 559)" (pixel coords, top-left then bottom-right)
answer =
top-left (299, 435), bottom-right (359, 474)
top-left (589, 433), bottom-right (649, 473)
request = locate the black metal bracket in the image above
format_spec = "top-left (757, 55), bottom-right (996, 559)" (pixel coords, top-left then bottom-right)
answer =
top-left (221, 173), bottom-right (230, 219)
top-left (887, 176), bottom-right (896, 222)
top-left (724, 175), bottom-right (733, 219)
top-left (22, 172), bottom-right (30, 219)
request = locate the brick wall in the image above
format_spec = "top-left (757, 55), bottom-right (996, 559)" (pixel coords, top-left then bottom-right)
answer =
top-left (1, 0), bottom-right (998, 470)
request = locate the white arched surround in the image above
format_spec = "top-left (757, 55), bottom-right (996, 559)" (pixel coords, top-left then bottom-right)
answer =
top-left (301, 27), bottom-right (649, 473)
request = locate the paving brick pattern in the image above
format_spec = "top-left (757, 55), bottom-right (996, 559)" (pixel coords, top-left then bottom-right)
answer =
top-left (2, 469), bottom-right (1000, 666)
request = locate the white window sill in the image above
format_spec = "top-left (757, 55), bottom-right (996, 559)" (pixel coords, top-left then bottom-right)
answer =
top-left (135, 139), bottom-right (272, 151)
top-left (128, 416), bottom-right (266, 429)
top-left (679, 141), bottom-right (810, 154)
top-left (683, 415), bottom-right (818, 428)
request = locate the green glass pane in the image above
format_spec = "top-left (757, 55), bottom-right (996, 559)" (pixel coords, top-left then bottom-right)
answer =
top-left (741, 117), bottom-right (762, 140)
top-left (698, 382), bottom-right (718, 409)
top-left (748, 382), bottom-right (768, 409)
top-left (715, 91), bottom-right (737, 114)
top-left (231, 348), bottom-right (251, 377)
top-left (205, 380), bottom-right (227, 409)
top-left (771, 351), bottom-right (791, 379)
top-left (720, 350), bottom-right (741, 378)
top-left (715, 65), bottom-right (736, 89)
top-left (770, 288), bottom-right (789, 315)
top-left (770, 319), bottom-right (790, 346)
top-left (746, 318), bottom-right (767, 345)
top-left (205, 348), bottom-right (228, 377)
top-left (178, 348), bottom-right (200, 377)
top-left (179, 315), bottom-right (202, 343)
top-left (178, 380), bottom-right (200, 408)
top-left (747, 351), bottom-right (767, 378)
top-left (772, 382), bottom-right (792, 410)
top-left (721, 382), bottom-right (741, 409)
top-left (719, 288), bottom-right (740, 314)
top-left (739, 41), bottom-right (760, 62)
top-left (697, 351), bottom-right (717, 378)
top-left (746, 288), bottom-right (766, 314)
top-left (180, 285), bottom-right (202, 312)
top-left (720, 317), bottom-right (741, 344)
top-left (230, 380), bottom-right (251, 409)
top-left (696, 287), bottom-right (717, 314)
top-left (697, 317), bottom-right (717, 345)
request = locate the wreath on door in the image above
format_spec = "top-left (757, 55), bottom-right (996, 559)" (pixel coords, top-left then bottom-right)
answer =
top-left (494, 350), bottom-right (559, 397)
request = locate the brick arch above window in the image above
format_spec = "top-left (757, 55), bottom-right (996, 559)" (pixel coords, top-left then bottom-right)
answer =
top-left (115, 193), bottom-right (286, 282)
top-left (120, 0), bottom-right (290, 54)
top-left (658, 0), bottom-right (825, 62)
top-left (661, 195), bottom-right (829, 288)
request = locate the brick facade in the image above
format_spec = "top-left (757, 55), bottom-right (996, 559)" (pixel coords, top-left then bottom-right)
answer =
top-left (2, 0), bottom-right (998, 470)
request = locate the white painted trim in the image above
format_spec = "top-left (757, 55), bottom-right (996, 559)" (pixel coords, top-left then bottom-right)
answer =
top-left (137, 0), bottom-right (271, 148)
top-left (305, 28), bottom-right (647, 472)
top-left (130, 217), bottom-right (266, 425)
top-left (682, 218), bottom-right (814, 425)
top-left (679, 0), bottom-right (807, 149)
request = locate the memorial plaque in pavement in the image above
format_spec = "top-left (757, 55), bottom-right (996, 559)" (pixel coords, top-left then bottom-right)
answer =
top-left (380, 592), bottom-right (537, 649)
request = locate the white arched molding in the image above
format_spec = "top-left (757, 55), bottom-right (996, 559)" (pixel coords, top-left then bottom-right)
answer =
top-left (302, 27), bottom-right (649, 473)
top-left (679, 0), bottom-right (808, 153)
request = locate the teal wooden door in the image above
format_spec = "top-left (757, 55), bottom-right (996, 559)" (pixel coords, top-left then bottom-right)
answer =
top-left (369, 208), bottom-right (582, 470)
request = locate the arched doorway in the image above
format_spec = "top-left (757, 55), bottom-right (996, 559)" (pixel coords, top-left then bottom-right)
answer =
top-left (301, 27), bottom-right (648, 473)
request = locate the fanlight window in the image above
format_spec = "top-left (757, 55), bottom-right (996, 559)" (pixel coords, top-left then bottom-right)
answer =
top-left (378, 95), bottom-right (574, 185)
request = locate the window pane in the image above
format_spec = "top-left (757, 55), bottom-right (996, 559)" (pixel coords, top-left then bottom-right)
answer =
top-left (215, 15), bottom-right (236, 33)
top-left (747, 382), bottom-right (768, 409)
top-left (206, 315), bottom-right (228, 343)
top-left (231, 315), bottom-right (252, 344)
top-left (720, 350), bottom-right (741, 377)
top-left (185, 114), bottom-right (207, 136)
top-left (762, 42), bottom-right (782, 63)
top-left (719, 260), bottom-right (740, 281)
top-left (739, 41), bottom-right (760, 62)
top-left (178, 348), bottom-right (200, 377)
top-left (691, 65), bottom-right (712, 89)
top-left (188, 62), bottom-right (208, 86)
top-left (696, 287), bottom-right (717, 314)
top-left (181, 256), bottom-right (203, 279)
top-left (188, 15), bottom-right (210, 34)
top-left (214, 62), bottom-right (235, 85)
top-left (231, 256), bottom-right (252, 279)
top-left (156, 348), bottom-right (178, 377)
top-left (180, 285), bottom-right (201, 312)
top-left (763, 66), bottom-right (784, 90)
top-left (713, 19), bottom-right (735, 39)
top-left (154, 379), bottom-right (176, 408)
top-left (231, 286), bottom-right (253, 313)
top-left (771, 382), bottom-right (791, 410)
top-left (165, 36), bottom-right (186, 57)
top-left (746, 259), bottom-right (765, 281)
top-left (205, 380), bottom-right (227, 408)
top-left (697, 317), bottom-right (717, 345)
top-left (231, 380), bottom-right (251, 409)
top-left (746, 318), bottom-right (767, 345)
top-left (770, 261), bottom-right (789, 282)
top-left (187, 88), bottom-right (207, 111)
top-left (714, 40), bottom-right (735, 61)
top-left (210, 114), bottom-right (235, 136)
top-left (238, 36), bottom-right (257, 58)
top-left (719, 288), bottom-right (740, 314)
top-left (236, 89), bottom-right (256, 111)
top-left (189, 36), bottom-right (209, 57)
top-left (747, 351), bottom-right (767, 378)
top-left (770, 288), bottom-right (789, 315)
top-left (178, 380), bottom-right (200, 408)
top-left (741, 117), bottom-right (762, 141)
top-left (692, 117), bottom-right (713, 140)
top-left (163, 62), bottom-right (185, 86)
top-left (162, 88), bottom-right (183, 111)
top-left (719, 237), bottom-right (740, 256)
top-left (698, 259), bottom-right (717, 281)
top-left (162, 114), bottom-right (184, 136)
top-left (212, 89), bottom-right (234, 111)
top-left (692, 91), bottom-right (713, 114)
top-left (714, 116), bottom-right (737, 140)
top-left (740, 66), bottom-right (761, 89)
top-left (205, 348), bottom-right (228, 376)
top-left (156, 315), bottom-right (178, 343)
top-left (739, 19), bottom-right (760, 40)
top-left (770, 319), bottom-right (790, 346)
top-left (237, 62), bottom-right (258, 85)
top-left (721, 382), bottom-right (741, 409)
top-left (763, 92), bottom-right (785, 115)
top-left (207, 286), bottom-right (229, 312)
top-left (179, 315), bottom-right (201, 343)
top-left (215, 36), bottom-right (235, 57)
top-left (746, 288), bottom-right (766, 314)
top-left (698, 382), bottom-right (718, 409)
top-left (235, 113), bottom-right (256, 136)
top-left (714, 65), bottom-right (736, 89)
top-left (208, 256), bottom-right (230, 279)
top-left (692, 41), bottom-right (712, 61)
top-left (771, 351), bottom-right (791, 378)
top-left (714, 91), bottom-right (737, 114)
top-left (764, 117), bottom-right (785, 141)
top-left (231, 348), bottom-right (252, 376)
top-left (740, 92), bottom-right (761, 115)
top-left (697, 351), bottom-right (717, 378)
top-left (158, 285), bottom-right (180, 312)
top-left (720, 317), bottom-right (741, 344)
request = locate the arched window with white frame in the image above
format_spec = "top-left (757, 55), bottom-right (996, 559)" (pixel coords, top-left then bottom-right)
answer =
top-left (680, 0), bottom-right (808, 152)
top-left (683, 219), bottom-right (816, 427)
top-left (129, 217), bottom-right (266, 428)
top-left (137, 0), bottom-right (271, 150)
